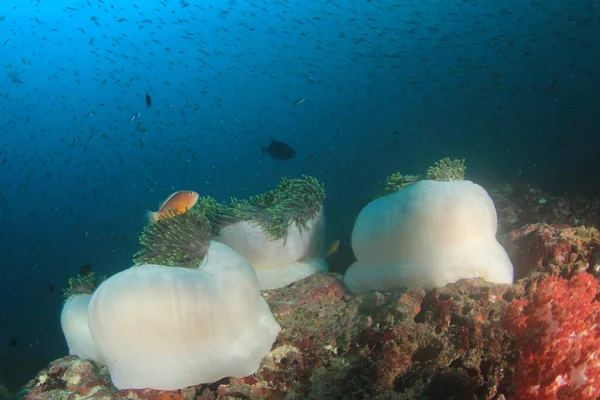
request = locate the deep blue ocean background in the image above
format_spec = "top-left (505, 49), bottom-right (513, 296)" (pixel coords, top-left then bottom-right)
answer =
top-left (1, 0), bottom-right (599, 391)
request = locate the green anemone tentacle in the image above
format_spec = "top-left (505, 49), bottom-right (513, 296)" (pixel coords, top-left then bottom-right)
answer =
top-left (62, 272), bottom-right (106, 301)
top-left (133, 209), bottom-right (212, 268)
top-left (231, 175), bottom-right (325, 242)
top-left (426, 157), bottom-right (466, 181)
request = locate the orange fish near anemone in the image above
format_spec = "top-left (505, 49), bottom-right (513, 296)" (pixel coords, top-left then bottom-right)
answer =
top-left (147, 190), bottom-right (200, 222)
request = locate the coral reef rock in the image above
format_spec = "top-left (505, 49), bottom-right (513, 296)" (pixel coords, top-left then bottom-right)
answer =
top-left (24, 273), bottom-right (519, 399)
top-left (22, 188), bottom-right (600, 399)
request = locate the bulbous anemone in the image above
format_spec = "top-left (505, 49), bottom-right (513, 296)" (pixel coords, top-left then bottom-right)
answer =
top-left (89, 241), bottom-right (282, 390)
top-left (345, 179), bottom-right (513, 292)
top-left (230, 175), bottom-right (325, 242)
top-left (213, 175), bottom-right (327, 290)
top-left (61, 272), bottom-right (106, 365)
top-left (133, 208), bottom-right (212, 268)
top-left (344, 157), bottom-right (512, 293)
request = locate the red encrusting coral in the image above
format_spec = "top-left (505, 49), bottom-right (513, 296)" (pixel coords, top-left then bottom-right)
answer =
top-left (505, 273), bottom-right (600, 400)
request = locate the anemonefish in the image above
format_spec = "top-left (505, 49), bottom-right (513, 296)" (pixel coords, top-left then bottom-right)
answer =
top-left (147, 190), bottom-right (200, 222)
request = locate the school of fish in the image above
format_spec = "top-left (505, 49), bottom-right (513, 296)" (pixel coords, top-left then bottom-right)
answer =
top-left (0, 0), bottom-right (596, 360)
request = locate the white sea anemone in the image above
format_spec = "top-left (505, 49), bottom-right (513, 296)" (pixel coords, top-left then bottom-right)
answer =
top-left (60, 273), bottom-right (105, 364)
top-left (213, 176), bottom-right (327, 290)
top-left (60, 294), bottom-right (104, 365)
top-left (87, 241), bottom-right (281, 390)
top-left (344, 178), bottom-right (513, 293)
top-left (216, 205), bottom-right (327, 289)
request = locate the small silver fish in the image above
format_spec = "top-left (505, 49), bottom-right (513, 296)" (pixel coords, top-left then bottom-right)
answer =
top-left (293, 97), bottom-right (307, 105)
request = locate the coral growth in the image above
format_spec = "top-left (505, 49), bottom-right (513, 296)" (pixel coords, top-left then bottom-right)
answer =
top-left (503, 223), bottom-right (600, 280)
top-left (505, 273), bottom-right (600, 400)
top-left (489, 181), bottom-right (600, 235)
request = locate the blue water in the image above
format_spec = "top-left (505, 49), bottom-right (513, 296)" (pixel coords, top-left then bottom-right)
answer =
top-left (1, 0), bottom-right (599, 391)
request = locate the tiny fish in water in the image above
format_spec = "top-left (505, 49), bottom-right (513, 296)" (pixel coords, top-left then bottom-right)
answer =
top-left (293, 97), bottom-right (307, 105)
top-left (47, 282), bottom-right (55, 293)
top-left (148, 190), bottom-right (200, 222)
top-left (326, 240), bottom-right (340, 256)
top-left (145, 92), bottom-right (152, 107)
top-left (257, 139), bottom-right (296, 161)
top-left (8, 337), bottom-right (17, 347)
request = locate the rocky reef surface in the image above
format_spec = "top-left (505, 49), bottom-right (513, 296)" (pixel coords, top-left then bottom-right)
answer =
top-left (15, 182), bottom-right (600, 400)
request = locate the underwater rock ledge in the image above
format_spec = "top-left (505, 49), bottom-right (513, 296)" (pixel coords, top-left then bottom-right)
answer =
top-left (20, 184), bottom-right (600, 400)
top-left (24, 272), bottom-right (519, 400)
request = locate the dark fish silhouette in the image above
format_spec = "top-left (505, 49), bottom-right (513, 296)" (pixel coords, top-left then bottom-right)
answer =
top-left (79, 263), bottom-right (93, 275)
top-left (47, 281), bottom-right (54, 293)
top-left (145, 92), bottom-right (152, 107)
top-left (9, 337), bottom-right (17, 347)
top-left (257, 139), bottom-right (296, 161)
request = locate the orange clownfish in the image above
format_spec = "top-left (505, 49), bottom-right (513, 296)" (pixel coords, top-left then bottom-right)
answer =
top-left (147, 190), bottom-right (200, 222)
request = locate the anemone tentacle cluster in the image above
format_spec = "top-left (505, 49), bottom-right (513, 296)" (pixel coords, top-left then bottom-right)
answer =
top-left (216, 175), bottom-right (327, 289)
top-left (425, 157), bottom-right (466, 181)
top-left (229, 175), bottom-right (325, 241)
top-left (133, 208), bottom-right (212, 268)
top-left (62, 272), bottom-right (105, 300)
top-left (134, 175), bottom-right (328, 290)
